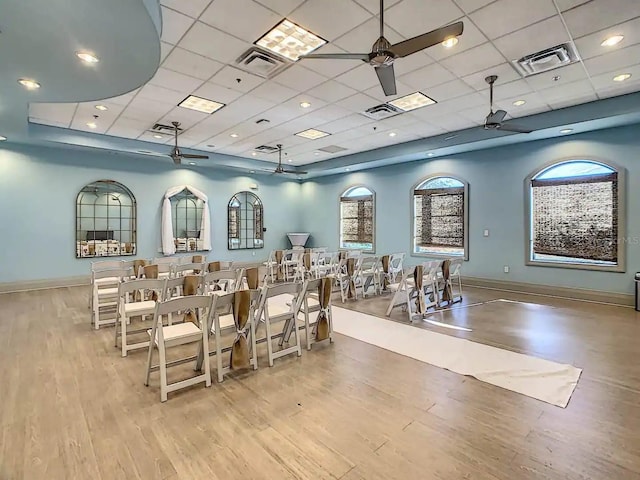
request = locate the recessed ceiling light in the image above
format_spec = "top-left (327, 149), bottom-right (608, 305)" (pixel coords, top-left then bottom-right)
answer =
top-left (389, 132), bottom-right (397, 137)
top-left (314, 152), bottom-right (320, 156)
top-left (86, 121), bottom-right (97, 129)
top-left (230, 133), bottom-right (239, 138)
top-left (251, 152), bottom-right (257, 156)
top-left (427, 152), bottom-right (434, 157)
top-left (345, 168), bottom-right (350, 172)
top-left (441, 37), bottom-right (459, 48)
top-left (95, 105), bottom-right (108, 111)
top-left (178, 95), bottom-right (225, 114)
top-left (560, 128), bottom-right (573, 134)
top-left (0, 136), bottom-right (7, 142)
top-left (255, 19), bottom-right (327, 62)
top-left (295, 128), bottom-right (331, 140)
top-left (388, 91), bottom-right (436, 112)
top-left (613, 73), bottom-right (631, 82)
top-left (76, 51), bottom-right (100, 64)
top-left (153, 134), bottom-right (163, 139)
top-left (250, 170), bottom-right (255, 173)
top-left (300, 101), bottom-right (311, 108)
top-left (18, 78), bottom-right (40, 90)
top-left (513, 99), bottom-right (526, 106)
top-left (288, 158), bottom-right (292, 162)
top-left (601, 35), bottom-right (624, 47)
top-left (189, 162), bottom-right (196, 166)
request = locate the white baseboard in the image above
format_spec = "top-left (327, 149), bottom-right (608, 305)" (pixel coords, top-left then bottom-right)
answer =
top-left (461, 275), bottom-right (634, 307)
top-left (0, 276), bottom-right (90, 294)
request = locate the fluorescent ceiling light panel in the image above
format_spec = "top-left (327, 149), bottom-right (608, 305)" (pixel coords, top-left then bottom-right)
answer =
top-left (387, 91), bottom-right (436, 112)
top-left (256, 19), bottom-right (327, 62)
top-left (295, 128), bottom-right (331, 140)
top-left (178, 95), bottom-right (225, 114)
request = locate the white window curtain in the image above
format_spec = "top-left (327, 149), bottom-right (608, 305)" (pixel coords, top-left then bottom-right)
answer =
top-left (162, 185), bottom-right (211, 255)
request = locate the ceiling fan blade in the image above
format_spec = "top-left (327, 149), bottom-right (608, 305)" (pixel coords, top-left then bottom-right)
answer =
top-left (391, 21), bottom-right (464, 58)
top-left (498, 123), bottom-right (533, 134)
top-left (181, 153), bottom-right (209, 159)
top-left (375, 64), bottom-right (397, 96)
top-left (301, 53), bottom-right (370, 61)
top-left (281, 169), bottom-right (308, 174)
top-left (486, 109), bottom-right (508, 125)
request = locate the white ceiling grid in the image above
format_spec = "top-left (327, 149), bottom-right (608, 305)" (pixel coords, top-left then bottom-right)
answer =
top-left (28, 0), bottom-right (640, 166)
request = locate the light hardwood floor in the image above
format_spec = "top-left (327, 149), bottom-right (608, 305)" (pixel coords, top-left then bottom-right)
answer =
top-left (1, 285), bottom-right (640, 479)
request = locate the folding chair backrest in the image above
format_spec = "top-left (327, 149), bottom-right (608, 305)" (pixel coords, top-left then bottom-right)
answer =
top-left (93, 267), bottom-right (129, 281)
top-left (163, 277), bottom-right (189, 299)
top-left (204, 270), bottom-right (237, 284)
top-left (263, 282), bottom-right (300, 299)
top-left (360, 256), bottom-right (379, 271)
top-left (389, 253), bottom-right (404, 271)
top-left (347, 250), bottom-right (362, 258)
top-left (119, 278), bottom-right (166, 296)
top-left (91, 260), bottom-right (123, 272)
top-left (154, 295), bottom-right (213, 317)
top-left (449, 258), bottom-right (463, 277)
top-left (424, 261), bottom-right (441, 282)
top-left (152, 257), bottom-right (175, 266)
top-left (174, 262), bottom-right (205, 276)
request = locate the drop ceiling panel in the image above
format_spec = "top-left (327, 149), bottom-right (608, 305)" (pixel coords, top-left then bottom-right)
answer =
top-left (200, 0), bottom-right (282, 42)
top-left (161, 42), bottom-right (173, 61)
top-left (148, 67), bottom-right (204, 93)
top-left (162, 48), bottom-right (225, 80)
top-left (562, 0), bottom-right (640, 39)
top-left (192, 81), bottom-right (244, 104)
top-left (470, 0), bottom-right (558, 40)
top-left (440, 42), bottom-right (506, 77)
top-left (137, 84), bottom-right (187, 105)
top-left (462, 63), bottom-right (521, 91)
top-left (278, 94), bottom-right (327, 114)
top-left (537, 79), bottom-right (596, 104)
top-left (307, 80), bottom-right (358, 103)
top-left (427, 79), bottom-right (475, 102)
top-left (334, 64), bottom-right (381, 91)
top-left (333, 17), bottom-right (402, 53)
top-left (590, 63), bottom-right (640, 90)
top-left (583, 44), bottom-right (640, 77)
top-left (210, 66), bottom-right (265, 93)
top-left (121, 96), bottom-right (176, 122)
top-left (179, 22), bottom-right (250, 63)
top-left (392, 52), bottom-right (434, 77)
top-left (573, 17), bottom-right (640, 61)
top-left (274, 64), bottom-right (328, 91)
top-left (160, 6), bottom-right (195, 45)
top-left (363, 80), bottom-right (414, 102)
top-left (399, 63), bottom-right (456, 90)
top-left (454, 0), bottom-right (495, 14)
top-left (107, 117), bottom-right (151, 139)
top-left (492, 16), bottom-right (571, 60)
top-left (525, 63), bottom-right (589, 90)
top-left (490, 79), bottom-right (534, 101)
top-left (547, 92), bottom-right (598, 110)
top-left (386, 0), bottom-right (463, 38)
top-left (254, 0), bottom-right (305, 16)
top-left (29, 103), bottom-right (77, 128)
top-left (427, 19), bottom-right (489, 62)
top-left (250, 82), bottom-right (299, 102)
top-left (554, 0), bottom-right (591, 11)
top-left (288, 0), bottom-right (372, 41)
top-left (337, 92), bottom-right (380, 113)
top-left (158, 106), bottom-right (210, 130)
top-left (300, 45), bottom-right (361, 77)
top-left (161, 0), bottom-right (211, 19)
top-left (318, 113), bottom-right (374, 134)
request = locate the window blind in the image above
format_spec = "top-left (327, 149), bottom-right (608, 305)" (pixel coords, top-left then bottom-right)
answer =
top-left (341, 195), bottom-right (373, 244)
top-left (414, 187), bottom-right (464, 248)
top-left (531, 173), bottom-right (617, 262)
top-left (228, 207), bottom-right (240, 239)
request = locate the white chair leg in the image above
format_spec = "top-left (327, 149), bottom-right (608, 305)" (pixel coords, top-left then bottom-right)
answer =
top-left (201, 332), bottom-right (212, 388)
top-left (144, 342), bottom-right (154, 387)
top-left (215, 316), bottom-right (223, 383)
top-left (264, 316), bottom-right (275, 367)
top-left (250, 317), bottom-right (258, 371)
top-left (158, 342), bottom-right (168, 403)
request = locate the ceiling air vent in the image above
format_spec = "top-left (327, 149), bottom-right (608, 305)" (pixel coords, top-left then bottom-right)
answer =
top-left (318, 145), bottom-right (348, 154)
top-left (361, 103), bottom-right (402, 120)
top-left (235, 47), bottom-right (291, 79)
top-left (255, 145), bottom-right (279, 153)
top-left (513, 43), bottom-right (580, 77)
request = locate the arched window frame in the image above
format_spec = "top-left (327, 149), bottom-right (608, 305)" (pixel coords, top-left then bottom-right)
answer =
top-left (524, 158), bottom-right (626, 272)
top-left (411, 175), bottom-right (469, 260)
top-left (339, 185), bottom-right (375, 253)
top-left (75, 179), bottom-right (137, 258)
top-left (227, 191), bottom-right (264, 250)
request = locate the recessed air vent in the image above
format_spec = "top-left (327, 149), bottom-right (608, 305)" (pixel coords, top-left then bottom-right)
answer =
top-left (318, 145), bottom-right (348, 154)
top-left (361, 103), bottom-right (402, 120)
top-left (513, 43), bottom-right (580, 77)
top-left (235, 47), bottom-right (291, 79)
top-left (255, 145), bottom-right (279, 153)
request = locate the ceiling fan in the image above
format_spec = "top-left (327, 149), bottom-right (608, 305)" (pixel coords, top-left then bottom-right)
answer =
top-left (482, 75), bottom-right (533, 134)
top-left (269, 144), bottom-right (308, 175)
top-left (168, 121), bottom-right (209, 164)
top-left (299, 0), bottom-right (463, 96)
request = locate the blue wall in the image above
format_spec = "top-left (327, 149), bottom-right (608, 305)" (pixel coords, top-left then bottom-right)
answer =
top-left (299, 124), bottom-right (640, 295)
top-left (0, 144), bottom-right (302, 283)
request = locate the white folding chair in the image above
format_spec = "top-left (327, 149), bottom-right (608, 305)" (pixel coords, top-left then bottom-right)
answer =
top-left (173, 262), bottom-right (205, 278)
top-left (144, 295), bottom-right (214, 402)
top-left (282, 250), bottom-right (301, 281)
top-left (203, 270), bottom-right (240, 296)
top-left (114, 278), bottom-right (166, 357)
top-left (91, 267), bottom-right (129, 329)
top-left (196, 290), bottom-right (260, 383)
top-left (385, 265), bottom-right (434, 322)
top-left (438, 258), bottom-right (463, 305)
top-left (253, 282), bottom-right (303, 367)
top-left (336, 257), bottom-right (358, 302)
top-left (89, 260), bottom-right (123, 309)
top-left (263, 250), bottom-right (278, 283)
top-left (358, 255), bottom-right (381, 298)
top-left (388, 253), bottom-right (405, 284)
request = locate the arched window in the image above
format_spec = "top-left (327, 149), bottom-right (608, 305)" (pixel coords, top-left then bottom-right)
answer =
top-left (76, 180), bottom-right (137, 258)
top-left (227, 191), bottom-right (264, 250)
top-left (340, 186), bottom-right (375, 252)
top-left (526, 160), bottom-right (625, 271)
top-left (412, 176), bottom-right (468, 258)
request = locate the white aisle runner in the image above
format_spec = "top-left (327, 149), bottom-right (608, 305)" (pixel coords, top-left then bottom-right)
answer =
top-left (330, 306), bottom-right (582, 408)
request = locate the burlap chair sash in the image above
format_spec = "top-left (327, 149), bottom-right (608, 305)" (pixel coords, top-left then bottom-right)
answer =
top-left (381, 255), bottom-right (390, 290)
top-left (143, 265), bottom-right (159, 279)
top-left (207, 261), bottom-right (221, 272)
top-left (183, 275), bottom-right (200, 323)
top-left (303, 253), bottom-right (311, 271)
top-left (315, 277), bottom-right (333, 341)
top-left (413, 265), bottom-right (425, 314)
top-left (245, 267), bottom-right (259, 290)
top-left (346, 258), bottom-right (357, 299)
top-left (230, 290), bottom-right (252, 370)
top-left (441, 259), bottom-right (453, 303)
top-left (133, 259), bottom-right (147, 278)
top-left (275, 250), bottom-right (284, 281)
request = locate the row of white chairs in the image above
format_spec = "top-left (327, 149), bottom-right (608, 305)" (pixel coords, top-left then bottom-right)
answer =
top-left (386, 258), bottom-right (463, 322)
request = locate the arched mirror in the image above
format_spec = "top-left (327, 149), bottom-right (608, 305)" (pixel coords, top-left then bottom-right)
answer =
top-left (228, 191), bottom-right (264, 250)
top-left (171, 189), bottom-right (205, 252)
top-left (76, 180), bottom-right (136, 258)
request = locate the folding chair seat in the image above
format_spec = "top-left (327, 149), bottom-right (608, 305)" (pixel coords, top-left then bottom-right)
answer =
top-left (196, 289), bottom-right (260, 382)
top-left (114, 278), bottom-right (165, 357)
top-left (91, 267), bottom-right (129, 329)
top-left (253, 282), bottom-right (303, 367)
top-left (144, 295), bottom-right (214, 402)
